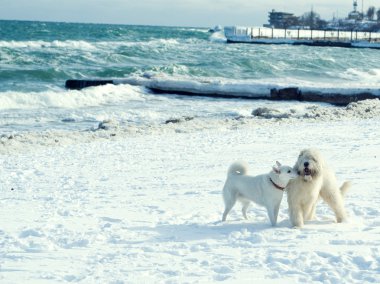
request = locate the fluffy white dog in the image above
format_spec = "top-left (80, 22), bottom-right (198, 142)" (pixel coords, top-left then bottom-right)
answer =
top-left (286, 148), bottom-right (351, 228)
top-left (222, 161), bottom-right (297, 226)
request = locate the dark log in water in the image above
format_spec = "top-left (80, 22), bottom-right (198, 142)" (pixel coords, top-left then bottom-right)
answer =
top-left (65, 79), bottom-right (114, 90)
top-left (65, 79), bottom-right (379, 106)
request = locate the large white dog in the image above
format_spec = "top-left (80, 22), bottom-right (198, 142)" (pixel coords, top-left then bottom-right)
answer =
top-left (286, 148), bottom-right (351, 228)
top-left (222, 161), bottom-right (297, 226)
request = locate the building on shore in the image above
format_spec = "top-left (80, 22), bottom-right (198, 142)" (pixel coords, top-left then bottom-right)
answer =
top-left (348, 0), bottom-right (362, 21)
top-left (264, 1), bottom-right (380, 31)
top-left (265, 10), bottom-right (299, 29)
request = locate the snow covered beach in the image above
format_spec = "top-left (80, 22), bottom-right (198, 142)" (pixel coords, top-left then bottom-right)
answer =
top-left (1, 98), bottom-right (380, 283)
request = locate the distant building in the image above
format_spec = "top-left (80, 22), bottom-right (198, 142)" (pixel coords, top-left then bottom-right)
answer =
top-left (327, 0), bottom-right (380, 31)
top-left (267, 10), bottom-right (298, 28)
top-left (265, 1), bottom-right (380, 32)
top-left (348, 0), bottom-right (362, 21)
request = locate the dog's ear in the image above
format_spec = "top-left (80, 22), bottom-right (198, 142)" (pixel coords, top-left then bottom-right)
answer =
top-left (276, 161), bottom-right (282, 167)
top-left (272, 166), bottom-right (280, 174)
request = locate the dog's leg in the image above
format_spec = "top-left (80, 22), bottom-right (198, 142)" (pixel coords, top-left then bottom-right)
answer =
top-left (222, 190), bottom-right (237, 222)
top-left (304, 201), bottom-right (317, 221)
top-left (319, 189), bottom-right (347, 223)
top-left (289, 205), bottom-right (304, 228)
top-left (340, 181), bottom-right (351, 197)
top-left (273, 202), bottom-right (281, 225)
top-left (267, 205), bottom-right (279, 226)
top-left (241, 200), bottom-right (250, 220)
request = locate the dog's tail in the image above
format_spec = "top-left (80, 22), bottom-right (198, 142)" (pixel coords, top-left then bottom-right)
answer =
top-left (340, 181), bottom-right (351, 197)
top-left (228, 161), bottom-right (248, 176)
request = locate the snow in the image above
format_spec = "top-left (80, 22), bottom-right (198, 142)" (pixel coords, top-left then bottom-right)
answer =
top-left (252, 98), bottom-right (380, 120)
top-left (1, 100), bottom-right (380, 283)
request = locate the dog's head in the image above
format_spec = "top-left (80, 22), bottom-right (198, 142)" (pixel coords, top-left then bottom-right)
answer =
top-left (272, 161), bottom-right (298, 185)
top-left (294, 148), bottom-right (324, 182)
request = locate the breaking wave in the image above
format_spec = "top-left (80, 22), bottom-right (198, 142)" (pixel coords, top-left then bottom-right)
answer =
top-left (0, 40), bottom-right (97, 50)
top-left (0, 84), bottom-right (145, 110)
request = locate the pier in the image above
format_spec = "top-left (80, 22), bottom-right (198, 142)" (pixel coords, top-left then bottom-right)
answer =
top-left (224, 26), bottom-right (380, 49)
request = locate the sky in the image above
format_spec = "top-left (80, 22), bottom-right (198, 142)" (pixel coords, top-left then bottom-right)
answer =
top-left (0, 0), bottom-right (379, 27)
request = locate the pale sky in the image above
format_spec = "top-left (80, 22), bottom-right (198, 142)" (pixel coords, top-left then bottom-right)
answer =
top-left (0, 0), bottom-right (378, 27)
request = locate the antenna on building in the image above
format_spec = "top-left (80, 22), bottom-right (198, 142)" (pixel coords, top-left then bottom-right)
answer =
top-left (361, 0), bottom-right (364, 15)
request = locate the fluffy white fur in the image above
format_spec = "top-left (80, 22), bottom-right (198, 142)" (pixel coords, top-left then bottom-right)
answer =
top-left (286, 148), bottom-right (351, 228)
top-left (222, 161), bottom-right (297, 226)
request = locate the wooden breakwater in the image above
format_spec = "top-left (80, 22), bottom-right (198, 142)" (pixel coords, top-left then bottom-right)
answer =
top-left (65, 79), bottom-right (379, 106)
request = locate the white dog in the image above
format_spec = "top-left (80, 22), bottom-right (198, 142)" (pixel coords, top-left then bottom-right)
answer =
top-left (222, 161), bottom-right (298, 226)
top-left (286, 148), bottom-right (351, 228)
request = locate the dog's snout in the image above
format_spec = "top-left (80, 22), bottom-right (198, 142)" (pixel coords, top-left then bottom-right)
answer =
top-left (304, 162), bottom-right (309, 168)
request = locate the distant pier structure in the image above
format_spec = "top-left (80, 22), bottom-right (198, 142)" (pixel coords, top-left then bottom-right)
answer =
top-left (234, 1), bottom-right (380, 49)
top-left (224, 26), bottom-right (380, 49)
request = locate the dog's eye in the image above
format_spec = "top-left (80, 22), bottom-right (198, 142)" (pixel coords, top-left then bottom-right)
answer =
top-left (287, 170), bottom-right (291, 173)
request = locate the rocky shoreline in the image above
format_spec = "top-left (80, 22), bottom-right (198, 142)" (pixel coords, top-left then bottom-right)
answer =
top-left (270, 87), bottom-right (379, 105)
top-left (1, 98), bottom-right (379, 155)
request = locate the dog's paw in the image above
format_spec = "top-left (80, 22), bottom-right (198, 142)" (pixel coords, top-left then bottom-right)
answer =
top-left (337, 217), bottom-right (349, 224)
top-left (291, 222), bottom-right (304, 229)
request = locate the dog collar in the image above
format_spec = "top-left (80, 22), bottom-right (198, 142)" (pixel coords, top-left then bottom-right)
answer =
top-left (270, 178), bottom-right (285, 191)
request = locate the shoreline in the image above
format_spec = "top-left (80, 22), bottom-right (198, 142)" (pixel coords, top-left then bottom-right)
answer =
top-left (1, 98), bottom-right (379, 155)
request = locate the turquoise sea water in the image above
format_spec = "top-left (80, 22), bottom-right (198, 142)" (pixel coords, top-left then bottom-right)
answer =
top-left (0, 20), bottom-right (380, 133)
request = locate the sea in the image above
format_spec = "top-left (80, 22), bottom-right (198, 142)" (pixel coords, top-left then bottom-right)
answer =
top-left (1, 20), bottom-right (380, 134)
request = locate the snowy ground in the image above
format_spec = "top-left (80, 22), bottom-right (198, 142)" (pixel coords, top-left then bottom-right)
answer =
top-left (1, 100), bottom-right (380, 283)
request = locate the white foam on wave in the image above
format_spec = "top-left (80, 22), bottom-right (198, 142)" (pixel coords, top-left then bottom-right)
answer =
top-left (104, 37), bottom-right (206, 52)
top-left (155, 38), bottom-right (180, 45)
top-left (338, 68), bottom-right (380, 85)
top-left (178, 27), bottom-right (209, 33)
top-left (209, 31), bottom-right (227, 43)
top-left (0, 40), bottom-right (96, 50)
top-left (0, 84), bottom-right (145, 110)
top-left (0, 39), bottom-right (167, 51)
top-left (108, 38), bottom-right (180, 48)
